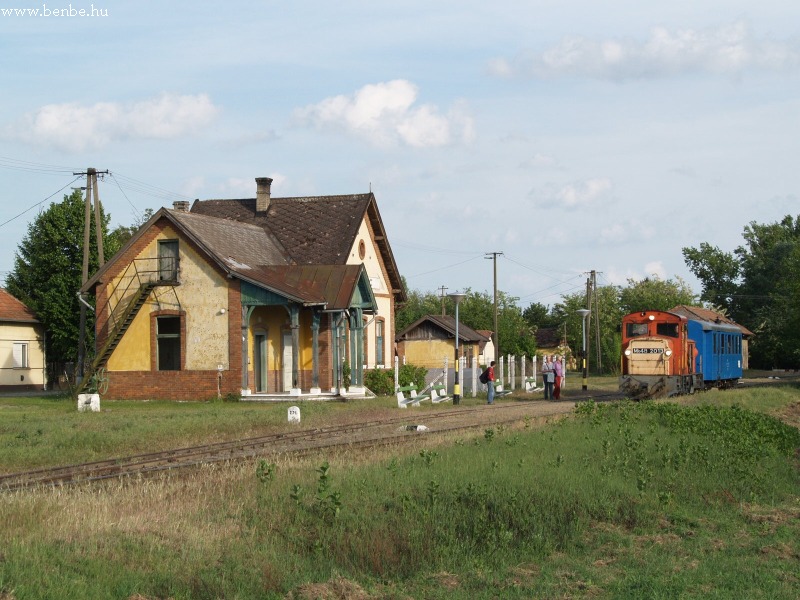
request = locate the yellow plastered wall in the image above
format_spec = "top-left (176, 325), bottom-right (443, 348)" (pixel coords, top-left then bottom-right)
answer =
top-left (247, 307), bottom-right (315, 371)
top-left (402, 340), bottom-right (454, 369)
top-left (0, 323), bottom-right (45, 387)
top-left (347, 220), bottom-right (393, 368)
top-left (107, 225), bottom-right (230, 371)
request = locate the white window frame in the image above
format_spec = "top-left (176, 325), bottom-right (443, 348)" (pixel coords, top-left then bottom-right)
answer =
top-left (12, 342), bottom-right (28, 368)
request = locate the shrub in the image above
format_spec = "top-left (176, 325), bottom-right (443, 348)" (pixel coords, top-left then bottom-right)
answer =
top-left (399, 363), bottom-right (427, 390)
top-left (364, 369), bottom-right (394, 396)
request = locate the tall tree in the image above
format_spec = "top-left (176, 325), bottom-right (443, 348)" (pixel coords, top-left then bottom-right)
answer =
top-left (522, 301), bottom-right (560, 329)
top-left (682, 242), bottom-right (740, 312)
top-left (395, 286), bottom-right (536, 358)
top-left (6, 190), bottom-right (117, 367)
top-left (684, 215), bottom-right (800, 368)
top-left (734, 216), bottom-right (800, 368)
top-left (618, 276), bottom-right (696, 314)
top-left (554, 285), bottom-right (623, 375)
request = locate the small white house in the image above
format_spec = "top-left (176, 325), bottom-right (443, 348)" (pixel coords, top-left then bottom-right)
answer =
top-left (0, 289), bottom-right (45, 391)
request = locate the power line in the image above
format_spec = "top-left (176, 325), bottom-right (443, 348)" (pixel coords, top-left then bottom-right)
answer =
top-left (407, 254), bottom-right (485, 278)
top-left (0, 176), bottom-right (82, 229)
top-left (0, 155), bottom-right (80, 175)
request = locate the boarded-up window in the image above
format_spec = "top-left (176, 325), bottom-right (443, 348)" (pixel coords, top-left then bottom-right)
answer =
top-left (12, 343), bottom-right (28, 368)
top-left (158, 240), bottom-right (179, 281)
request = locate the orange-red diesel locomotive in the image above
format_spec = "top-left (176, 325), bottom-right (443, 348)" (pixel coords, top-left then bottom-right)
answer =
top-left (619, 310), bottom-right (702, 398)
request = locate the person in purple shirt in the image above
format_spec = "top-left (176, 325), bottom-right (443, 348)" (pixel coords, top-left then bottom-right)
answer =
top-left (552, 354), bottom-right (564, 400)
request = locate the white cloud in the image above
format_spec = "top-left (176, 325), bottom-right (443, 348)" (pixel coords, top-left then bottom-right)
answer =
top-left (493, 21), bottom-right (800, 81)
top-left (558, 178), bottom-right (612, 208)
top-left (644, 261), bottom-right (667, 280)
top-left (519, 153), bottom-right (558, 169)
top-left (10, 93), bottom-right (219, 151)
top-left (599, 219), bottom-right (655, 244)
top-left (605, 262), bottom-right (667, 285)
top-left (293, 80), bottom-right (474, 147)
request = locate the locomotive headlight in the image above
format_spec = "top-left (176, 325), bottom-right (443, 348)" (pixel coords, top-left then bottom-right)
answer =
top-left (665, 349), bottom-right (673, 357)
top-left (624, 349), bottom-right (631, 356)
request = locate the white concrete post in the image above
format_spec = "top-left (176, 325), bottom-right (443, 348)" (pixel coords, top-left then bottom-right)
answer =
top-left (472, 356), bottom-right (478, 397)
top-left (394, 355), bottom-right (399, 392)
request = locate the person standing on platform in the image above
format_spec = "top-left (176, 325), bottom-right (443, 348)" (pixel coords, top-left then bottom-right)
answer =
top-left (542, 355), bottom-right (554, 400)
top-left (552, 354), bottom-right (564, 400)
top-left (486, 360), bottom-right (496, 404)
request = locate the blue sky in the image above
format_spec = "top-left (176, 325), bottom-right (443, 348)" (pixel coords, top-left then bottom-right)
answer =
top-left (1, 1), bottom-right (798, 308)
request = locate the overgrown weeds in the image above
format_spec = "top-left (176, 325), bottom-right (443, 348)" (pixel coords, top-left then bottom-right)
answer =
top-left (1, 393), bottom-right (798, 599)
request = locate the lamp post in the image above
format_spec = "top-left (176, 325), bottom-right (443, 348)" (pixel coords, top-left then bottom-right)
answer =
top-left (449, 292), bottom-right (466, 405)
top-left (576, 309), bottom-right (590, 391)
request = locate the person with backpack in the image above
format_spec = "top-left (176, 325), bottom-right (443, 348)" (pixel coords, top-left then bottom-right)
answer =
top-left (481, 360), bottom-right (496, 404)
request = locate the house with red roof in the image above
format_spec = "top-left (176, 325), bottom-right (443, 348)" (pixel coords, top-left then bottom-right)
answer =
top-left (80, 177), bottom-right (404, 400)
top-left (0, 289), bottom-right (45, 391)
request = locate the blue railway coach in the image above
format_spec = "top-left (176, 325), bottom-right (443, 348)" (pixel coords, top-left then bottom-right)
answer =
top-left (687, 319), bottom-right (742, 388)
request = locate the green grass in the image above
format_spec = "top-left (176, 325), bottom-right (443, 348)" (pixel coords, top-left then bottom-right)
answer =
top-left (1, 386), bottom-right (798, 599)
top-left (0, 393), bottom-right (406, 472)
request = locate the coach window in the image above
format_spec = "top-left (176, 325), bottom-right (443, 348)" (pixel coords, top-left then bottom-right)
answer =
top-left (157, 316), bottom-right (181, 370)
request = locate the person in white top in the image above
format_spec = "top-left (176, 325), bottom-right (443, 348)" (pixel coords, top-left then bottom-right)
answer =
top-left (541, 355), bottom-right (554, 400)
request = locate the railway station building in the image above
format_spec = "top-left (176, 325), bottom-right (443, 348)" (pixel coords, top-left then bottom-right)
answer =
top-left (81, 177), bottom-right (405, 400)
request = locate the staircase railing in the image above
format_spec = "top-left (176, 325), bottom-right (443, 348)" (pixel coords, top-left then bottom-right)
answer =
top-left (78, 257), bottom-right (181, 394)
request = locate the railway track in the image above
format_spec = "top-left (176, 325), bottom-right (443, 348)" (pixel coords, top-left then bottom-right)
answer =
top-left (0, 393), bottom-right (623, 492)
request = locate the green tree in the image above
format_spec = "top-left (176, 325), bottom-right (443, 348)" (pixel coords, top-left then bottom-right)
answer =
top-left (734, 216), bottom-right (800, 368)
top-left (685, 215), bottom-right (800, 368)
top-left (395, 286), bottom-right (536, 358)
top-left (522, 301), bottom-right (560, 329)
top-left (394, 280), bottom-right (443, 333)
top-left (6, 190), bottom-right (119, 367)
top-left (682, 242), bottom-right (740, 312)
top-left (107, 208), bottom-right (154, 249)
top-left (554, 285), bottom-right (623, 375)
top-left (618, 276), bottom-right (696, 314)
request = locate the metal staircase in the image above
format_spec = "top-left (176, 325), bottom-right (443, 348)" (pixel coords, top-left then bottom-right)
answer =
top-left (77, 257), bottom-right (180, 395)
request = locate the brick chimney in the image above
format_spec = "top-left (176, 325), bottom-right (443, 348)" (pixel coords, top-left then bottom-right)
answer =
top-left (256, 177), bottom-right (273, 213)
top-left (172, 200), bottom-right (190, 212)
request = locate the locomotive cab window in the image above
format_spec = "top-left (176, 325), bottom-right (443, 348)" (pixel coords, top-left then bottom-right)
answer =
top-left (627, 323), bottom-right (649, 337)
top-left (656, 323), bottom-right (679, 338)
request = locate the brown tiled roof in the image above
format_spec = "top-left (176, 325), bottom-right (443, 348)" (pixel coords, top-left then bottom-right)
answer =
top-left (84, 189), bottom-right (405, 308)
top-left (396, 315), bottom-right (487, 343)
top-left (240, 264), bottom-right (371, 310)
top-left (168, 210), bottom-right (289, 268)
top-left (0, 289), bottom-right (39, 323)
top-left (670, 305), bottom-right (754, 336)
top-left (191, 195), bottom-right (371, 265)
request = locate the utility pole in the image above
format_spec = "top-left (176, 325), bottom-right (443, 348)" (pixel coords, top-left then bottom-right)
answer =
top-left (73, 167), bottom-right (108, 381)
top-left (591, 270), bottom-right (601, 373)
top-left (585, 274), bottom-right (592, 377)
top-left (438, 285), bottom-right (448, 316)
top-left (485, 252), bottom-right (503, 359)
